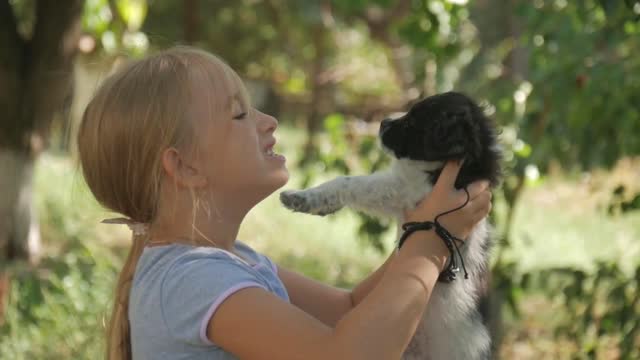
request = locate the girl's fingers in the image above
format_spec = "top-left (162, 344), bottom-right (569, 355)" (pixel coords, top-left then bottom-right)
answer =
top-left (476, 198), bottom-right (492, 216)
top-left (465, 180), bottom-right (490, 200)
top-left (433, 161), bottom-right (463, 194)
top-left (465, 190), bottom-right (492, 214)
top-left (472, 194), bottom-right (493, 220)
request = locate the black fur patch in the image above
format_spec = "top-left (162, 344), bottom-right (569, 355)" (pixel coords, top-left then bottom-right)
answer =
top-left (380, 92), bottom-right (502, 189)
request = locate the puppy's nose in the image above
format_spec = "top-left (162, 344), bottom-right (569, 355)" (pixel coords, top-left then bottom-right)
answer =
top-left (380, 118), bottom-right (392, 132)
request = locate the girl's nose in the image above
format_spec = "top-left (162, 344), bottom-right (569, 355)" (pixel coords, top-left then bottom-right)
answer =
top-left (257, 110), bottom-right (278, 133)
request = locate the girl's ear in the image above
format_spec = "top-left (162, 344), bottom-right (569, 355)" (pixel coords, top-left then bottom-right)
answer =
top-left (161, 147), bottom-right (208, 188)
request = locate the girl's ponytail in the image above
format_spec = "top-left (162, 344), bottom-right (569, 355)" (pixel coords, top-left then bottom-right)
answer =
top-left (106, 234), bottom-right (145, 360)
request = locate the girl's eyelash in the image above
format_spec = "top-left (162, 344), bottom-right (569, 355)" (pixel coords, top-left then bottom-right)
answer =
top-left (233, 112), bottom-right (247, 120)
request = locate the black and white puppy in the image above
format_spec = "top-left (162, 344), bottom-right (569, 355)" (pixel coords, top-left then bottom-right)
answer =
top-left (280, 91), bottom-right (501, 360)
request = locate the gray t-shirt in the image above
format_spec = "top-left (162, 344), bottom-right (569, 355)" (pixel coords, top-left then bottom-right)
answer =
top-left (129, 241), bottom-right (289, 359)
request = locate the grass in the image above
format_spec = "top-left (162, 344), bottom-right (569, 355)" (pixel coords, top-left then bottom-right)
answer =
top-left (1, 125), bottom-right (638, 359)
top-left (505, 161), bottom-right (640, 274)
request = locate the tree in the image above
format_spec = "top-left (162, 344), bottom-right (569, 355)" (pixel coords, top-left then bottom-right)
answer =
top-left (0, 0), bottom-right (84, 318)
top-left (460, 0), bottom-right (640, 356)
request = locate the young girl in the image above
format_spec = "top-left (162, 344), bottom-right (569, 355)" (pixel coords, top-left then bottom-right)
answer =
top-left (77, 47), bottom-right (492, 360)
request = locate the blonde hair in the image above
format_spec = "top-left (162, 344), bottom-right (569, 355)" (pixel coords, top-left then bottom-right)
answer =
top-left (77, 47), bottom-right (248, 360)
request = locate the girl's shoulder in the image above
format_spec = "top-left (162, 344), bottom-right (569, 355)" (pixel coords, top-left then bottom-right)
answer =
top-left (233, 241), bottom-right (278, 271)
top-left (135, 241), bottom-right (279, 289)
top-left (137, 243), bottom-right (238, 274)
top-left (130, 242), bottom-right (286, 351)
top-left (140, 241), bottom-right (257, 267)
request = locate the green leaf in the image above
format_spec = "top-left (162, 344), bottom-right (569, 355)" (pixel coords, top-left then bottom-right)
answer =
top-left (323, 113), bottom-right (345, 133)
top-left (116, 0), bottom-right (147, 31)
top-left (283, 76), bottom-right (306, 95)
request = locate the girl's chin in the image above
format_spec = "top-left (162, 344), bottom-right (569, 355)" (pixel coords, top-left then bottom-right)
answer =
top-left (271, 169), bottom-right (290, 188)
top-left (259, 169), bottom-right (290, 193)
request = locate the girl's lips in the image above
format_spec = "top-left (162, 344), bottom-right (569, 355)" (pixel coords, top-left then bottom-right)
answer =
top-left (267, 152), bottom-right (286, 162)
top-left (262, 138), bottom-right (285, 162)
top-left (263, 139), bottom-right (276, 153)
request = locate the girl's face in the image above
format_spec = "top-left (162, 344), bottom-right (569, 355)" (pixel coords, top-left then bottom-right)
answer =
top-left (191, 77), bottom-right (289, 204)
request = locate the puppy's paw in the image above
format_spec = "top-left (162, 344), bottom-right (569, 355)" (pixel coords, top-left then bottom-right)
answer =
top-left (280, 190), bottom-right (343, 216)
top-left (280, 190), bottom-right (313, 213)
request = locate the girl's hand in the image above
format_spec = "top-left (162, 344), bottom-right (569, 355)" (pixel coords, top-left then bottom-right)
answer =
top-left (404, 161), bottom-right (492, 240)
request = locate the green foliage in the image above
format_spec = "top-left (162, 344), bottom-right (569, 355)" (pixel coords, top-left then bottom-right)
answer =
top-left (0, 240), bottom-right (118, 359)
top-left (145, 1), bottom-right (329, 89)
top-left (396, 0), bottom-right (468, 54)
top-left (608, 185), bottom-right (640, 215)
top-left (504, 262), bottom-right (640, 359)
top-left (0, 154), bottom-right (118, 359)
top-left (82, 0), bottom-right (149, 55)
top-left (319, 113), bottom-right (352, 175)
top-left (355, 211), bottom-right (391, 252)
top-left (466, 0), bottom-right (640, 173)
top-left (454, 0), bottom-right (640, 265)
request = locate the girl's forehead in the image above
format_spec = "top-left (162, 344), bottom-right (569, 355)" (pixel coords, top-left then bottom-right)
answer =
top-left (199, 72), bottom-right (246, 102)
top-left (187, 86), bottom-right (248, 133)
top-left (190, 80), bottom-right (238, 110)
top-left (230, 91), bottom-right (247, 108)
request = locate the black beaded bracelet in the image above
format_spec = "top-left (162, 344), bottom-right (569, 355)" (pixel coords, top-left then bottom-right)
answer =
top-left (397, 221), bottom-right (435, 249)
top-left (397, 187), bottom-right (472, 283)
top-left (397, 220), bottom-right (468, 283)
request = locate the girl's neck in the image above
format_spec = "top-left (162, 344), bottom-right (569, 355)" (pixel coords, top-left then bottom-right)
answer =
top-left (148, 217), bottom-right (242, 251)
top-left (148, 203), bottom-right (248, 251)
top-left (151, 185), bottom-right (264, 251)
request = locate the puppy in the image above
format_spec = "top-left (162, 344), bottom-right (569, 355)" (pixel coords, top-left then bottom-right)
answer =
top-left (280, 91), bottom-right (501, 360)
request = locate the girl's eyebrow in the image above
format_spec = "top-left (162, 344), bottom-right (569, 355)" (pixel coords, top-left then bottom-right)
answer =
top-left (228, 95), bottom-right (246, 116)
top-left (231, 92), bottom-right (248, 111)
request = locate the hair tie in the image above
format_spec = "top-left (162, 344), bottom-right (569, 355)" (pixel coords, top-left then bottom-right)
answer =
top-left (101, 217), bottom-right (149, 236)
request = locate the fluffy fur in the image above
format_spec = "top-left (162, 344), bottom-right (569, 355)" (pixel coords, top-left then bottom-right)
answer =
top-left (280, 92), bottom-right (502, 359)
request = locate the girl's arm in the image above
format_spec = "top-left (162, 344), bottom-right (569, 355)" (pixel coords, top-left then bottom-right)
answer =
top-left (276, 251), bottom-right (396, 327)
top-left (208, 230), bottom-right (447, 360)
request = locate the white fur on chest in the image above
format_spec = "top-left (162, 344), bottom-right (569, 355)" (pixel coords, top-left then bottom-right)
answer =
top-left (402, 221), bottom-right (491, 360)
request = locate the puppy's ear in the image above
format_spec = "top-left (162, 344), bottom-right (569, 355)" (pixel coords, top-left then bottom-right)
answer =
top-left (446, 107), bottom-right (482, 160)
top-left (445, 107), bottom-right (472, 125)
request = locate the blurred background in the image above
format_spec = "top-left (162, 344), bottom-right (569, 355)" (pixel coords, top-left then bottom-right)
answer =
top-left (0, 0), bottom-right (639, 359)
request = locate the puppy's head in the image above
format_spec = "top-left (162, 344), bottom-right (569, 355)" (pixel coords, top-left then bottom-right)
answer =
top-left (379, 92), bottom-right (501, 188)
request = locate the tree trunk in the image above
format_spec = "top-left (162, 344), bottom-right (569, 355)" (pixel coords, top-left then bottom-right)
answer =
top-left (301, 1), bottom-right (334, 166)
top-left (357, 0), bottom-right (414, 100)
top-left (0, 149), bottom-right (40, 262)
top-left (183, 0), bottom-right (199, 44)
top-left (466, 1), bottom-right (529, 357)
top-left (0, 0), bottom-right (84, 316)
top-left (301, 23), bottom-right (329, 164)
